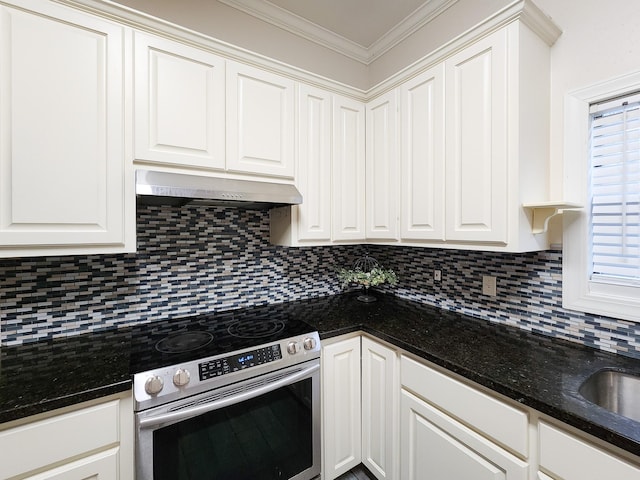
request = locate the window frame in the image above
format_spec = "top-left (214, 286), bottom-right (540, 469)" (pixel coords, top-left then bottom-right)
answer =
top-left (563, 71), bottom-right (640, 322)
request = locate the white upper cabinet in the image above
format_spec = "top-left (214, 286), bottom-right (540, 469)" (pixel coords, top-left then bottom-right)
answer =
top-left (444, 28), bottom-right (508, 244)
top-left (333, 95), bottom-right (366, 241)
top-left (271, 87), bottom-right (367, 246)
top-left (399, 64), bottom-right (445, 242)
top-left (441, 20), bottom-right (555, 251)
top-left (134, 31), bottom-right (226, 170)
top-left (0, 0), bottom-right (132, 257)
top-left (295, 84), bottom-right (332, 242)
top-left (366, 91), bottom-right (399, 241)
top-left (226, 62), bottom-right (295, 178)
top-left (134, 34), bottom-right (296, 179)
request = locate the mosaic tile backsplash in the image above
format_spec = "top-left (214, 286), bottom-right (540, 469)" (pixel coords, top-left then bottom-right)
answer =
top-left (1, 204), bottom-right (639, 358)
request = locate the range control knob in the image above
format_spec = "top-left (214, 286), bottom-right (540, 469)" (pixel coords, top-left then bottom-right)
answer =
top-left (173, 368), bottom-right (191, 387)
top-left (144, 375), bottom-right (164, 395)
top-left (287, 341), bottom-right (300, 355)
top-left (303, 337), bottom-right (317, 351)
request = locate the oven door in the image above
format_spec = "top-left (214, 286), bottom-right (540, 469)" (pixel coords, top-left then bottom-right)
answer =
top-left (136, 359), bottom-right (321, 480)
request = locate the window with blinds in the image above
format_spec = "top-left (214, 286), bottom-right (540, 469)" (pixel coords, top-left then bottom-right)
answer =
top-left (589, 92), bottom-right (640, 286)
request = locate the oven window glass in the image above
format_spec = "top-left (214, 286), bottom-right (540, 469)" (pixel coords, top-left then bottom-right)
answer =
top-left (153, 378), bottom-right (313, 480)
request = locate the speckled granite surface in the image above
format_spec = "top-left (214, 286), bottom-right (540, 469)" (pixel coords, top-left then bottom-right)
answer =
top-left (0, 328), bottom-right (132, 424)
top-left (2, 292), bottom-right (640, 458)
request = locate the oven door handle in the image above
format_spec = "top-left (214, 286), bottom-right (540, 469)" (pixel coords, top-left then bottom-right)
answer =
top-left (139, 362), bottom-right (319, 429)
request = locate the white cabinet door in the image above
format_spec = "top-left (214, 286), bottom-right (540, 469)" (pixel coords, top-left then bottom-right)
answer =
top-left (322, 337), bottom-right (362, 479)
top-left (0, 400), bottom-right (120, 479)
top-left (444, 28), bottom-right (508, 244)
top-left (0, 1), bottom-right (128, 255)
top-left (366, 90), bottom-right (399, 240)
top-left (399, 64), bottom-right (445, 242)
top-left (400, 389), bottom-right (528, 480)
top-left (23, 448), bottom-right (118, 480)
top-left (296, 84), bottom-right (332, 242)
top-left (226, 62), bottom-right (295, 178)
top-left (362, 337), bottom-right (397, 480)
top-left (332, 95), bottom-right (366, 241)
top-left (538, 422), bottom-right (640, 480)
top-left (134, 31), bottom-right (225, 170)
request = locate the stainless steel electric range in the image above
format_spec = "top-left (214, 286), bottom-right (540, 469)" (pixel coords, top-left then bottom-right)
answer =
top-left (130, 305), bottom-right (321, 480)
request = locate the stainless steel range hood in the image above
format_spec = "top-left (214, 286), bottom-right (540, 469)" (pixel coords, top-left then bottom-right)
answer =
top-left (136, 170), bottom-right (302, 209)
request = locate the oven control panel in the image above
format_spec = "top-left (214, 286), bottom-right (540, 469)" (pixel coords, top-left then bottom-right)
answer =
top-left (199, 344), bottom-right (282, 381)
top-left (133, 332), bottom-right (321, 411)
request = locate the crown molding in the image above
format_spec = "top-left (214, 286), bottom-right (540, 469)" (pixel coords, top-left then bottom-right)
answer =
top-left (219, 0), bottom-right (458, 65)
top-left (55, 0), bottom-right (368, 99)
top-left (367, 0), bottom-right (562, 98)
top-left (55, 0), bottom-right (560, 101)
top-left (367, 0), bottom-right (458, 61)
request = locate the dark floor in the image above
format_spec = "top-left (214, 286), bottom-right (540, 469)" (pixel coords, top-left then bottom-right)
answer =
top-left (335, 464), bottom-right (375, 480)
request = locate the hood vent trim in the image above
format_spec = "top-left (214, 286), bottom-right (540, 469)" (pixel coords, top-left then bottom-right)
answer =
top-left (135, 170), bottom-right (302, 209)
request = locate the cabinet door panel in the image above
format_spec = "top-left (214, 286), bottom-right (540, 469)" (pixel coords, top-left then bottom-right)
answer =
top-left (134, 32), bottom-right (225, 169)
top-left (296, 84), bottom-right (331, 241)
top-left (445, 29), bottom-right (508, 243)
top-left (539, 422), bottom-right (640, 480)
top-left (400, 64), bottom-right (445, 241)
top-left (227, 62), bottom-right (294, 178)
top-left (0, 3), bottom-right (125, 248)
top-left (366, 90), bottom-right (398, 240)
top-left (323, 338), bottom-right (362, 479)
top-left (332, 96), bottom-right (365, 241)
top-left (0, 401), bottom-right (119, 479)
top-left (400, 389), bottom-right (527, 480)
top-left (23, 448), bottom-right (118, 480)
top-left (362, 337), bottom-right (397, 479)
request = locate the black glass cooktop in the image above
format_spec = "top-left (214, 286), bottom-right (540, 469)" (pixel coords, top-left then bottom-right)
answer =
top-left (129, 303), bottom-right (316, 374)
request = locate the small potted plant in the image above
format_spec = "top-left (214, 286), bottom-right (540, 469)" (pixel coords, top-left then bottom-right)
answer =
top-left (337, 255), bottom-right (398, 303)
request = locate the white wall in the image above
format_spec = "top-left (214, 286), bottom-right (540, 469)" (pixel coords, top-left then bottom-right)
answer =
top-left (533, 0), bottom-right (640, 199)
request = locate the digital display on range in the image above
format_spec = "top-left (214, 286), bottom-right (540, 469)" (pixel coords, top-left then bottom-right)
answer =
top-left (199, 345), bottom-right (282, 381)
top-left (230, 353), bottom-right (255, 368)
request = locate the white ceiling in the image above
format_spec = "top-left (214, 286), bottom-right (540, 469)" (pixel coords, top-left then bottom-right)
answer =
top-left (218, 0), bottom-right (459, 64)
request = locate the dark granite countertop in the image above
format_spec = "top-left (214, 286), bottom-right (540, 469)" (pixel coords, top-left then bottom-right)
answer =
top-left (2, 292), bottom-right (640, 459)
top-left (0, 328), bottom-right (132, 424)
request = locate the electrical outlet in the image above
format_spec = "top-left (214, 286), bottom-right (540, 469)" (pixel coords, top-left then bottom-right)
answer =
top-left (434, 270), bottom-right (441, 282)
top-left (482, 275), bottom-right (497, 296)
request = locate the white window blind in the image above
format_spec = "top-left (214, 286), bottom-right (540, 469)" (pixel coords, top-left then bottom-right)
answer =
top-left (589, 93), bottom-right (640, 285)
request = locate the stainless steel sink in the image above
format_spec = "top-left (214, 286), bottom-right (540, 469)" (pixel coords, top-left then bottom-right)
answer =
top-left (579, 369), bottom-right (640, 422)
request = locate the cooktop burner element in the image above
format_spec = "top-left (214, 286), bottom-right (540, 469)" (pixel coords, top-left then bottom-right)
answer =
top-left (227, 319), bottom-right (285, 339)
top-left (155, 331), bottom-right (214, 354)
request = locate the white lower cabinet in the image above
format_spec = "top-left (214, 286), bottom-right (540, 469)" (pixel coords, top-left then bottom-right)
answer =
top-left (361, 337), bottom-right (398, 479)
top-left (400, 389), bottom-right (528, 480)
top-left (21, 449), bottom-right (119, 480)
top-left (399, 355), bottom-right (528, 480)
top-left (323, 337), bottom-right (362, 479)
top-left (0, 394), bottom-right (133, 480)
top-left (323, 336), bottom-right (640, 480)
top-left (322, 335), bottom-right (397, 480)
top-left (538, 421), bottom-right (640, 480)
